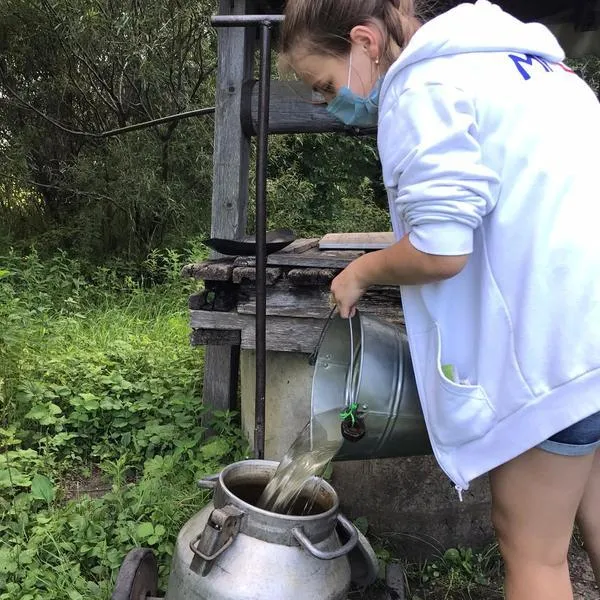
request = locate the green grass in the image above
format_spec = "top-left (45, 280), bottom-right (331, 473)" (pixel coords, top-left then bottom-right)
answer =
top-left (402, 544), bottom-right (504, 600)
top-left (0, 249), bottom-right (249, 599)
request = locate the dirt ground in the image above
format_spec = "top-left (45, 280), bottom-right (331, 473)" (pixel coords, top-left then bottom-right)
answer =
top-left (571, 544), bottom-right (599, 600)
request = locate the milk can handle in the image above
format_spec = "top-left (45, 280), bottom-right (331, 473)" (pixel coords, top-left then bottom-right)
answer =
top-left (197, 473), bottom-right (219, 490)
top-left (292, 513), bottom-right (358, 560)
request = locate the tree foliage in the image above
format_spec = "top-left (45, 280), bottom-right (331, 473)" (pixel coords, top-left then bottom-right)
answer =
top-left (0, 0), bottom-right (218, 260)
top-left (4, 1), bottom-right (596, 265)
top-left (0, 0), bottom-right (392, 264)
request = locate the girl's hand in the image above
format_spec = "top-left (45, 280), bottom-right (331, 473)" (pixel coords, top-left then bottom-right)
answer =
top-left (330, 261), bottom-right (369, 318)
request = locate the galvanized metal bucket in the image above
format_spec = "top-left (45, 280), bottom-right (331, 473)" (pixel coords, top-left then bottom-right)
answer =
top-left (310, 310), bottom-right (431, 460)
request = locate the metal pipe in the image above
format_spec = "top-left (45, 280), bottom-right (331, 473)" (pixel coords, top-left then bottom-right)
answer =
top-left (253, 21), bottom-right (273, 460)
top-left (210, 14), bottom-right (284, 27)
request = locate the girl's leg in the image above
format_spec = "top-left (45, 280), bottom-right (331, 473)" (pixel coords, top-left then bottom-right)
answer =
top-left (489, 448), bottom-right (595, 600)
top-left (576, 449), bottom-right (600, 585)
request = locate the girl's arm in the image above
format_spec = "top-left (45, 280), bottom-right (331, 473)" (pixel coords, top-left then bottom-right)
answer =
top-left (331, 235), bottom-right (468, 317)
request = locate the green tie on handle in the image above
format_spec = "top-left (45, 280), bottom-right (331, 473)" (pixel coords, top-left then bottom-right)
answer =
top-left (339, 402), bottom-right (360, 426)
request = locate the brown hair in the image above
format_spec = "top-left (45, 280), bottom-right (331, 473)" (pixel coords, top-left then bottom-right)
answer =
top-left (281, 0), bottom-right (422, 68)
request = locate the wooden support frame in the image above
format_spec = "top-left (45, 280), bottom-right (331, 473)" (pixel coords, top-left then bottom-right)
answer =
top-left (244, 81), bottom-right (358, 135)
top-left (242, 80), bottom-right (377, 136)
top-left (203, 0), bottom-right (255, 415)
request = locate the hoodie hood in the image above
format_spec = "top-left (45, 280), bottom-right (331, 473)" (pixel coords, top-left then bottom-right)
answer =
top-left (383, 0), bottom-right (565, 90)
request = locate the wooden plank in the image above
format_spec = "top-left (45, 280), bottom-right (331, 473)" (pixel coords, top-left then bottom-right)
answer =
top-left (237, 281), bottom-right (405, 324)
top-left (231, 238), bottom-right (320, 267)
top-left (244, 80), bottom-right (378, 136)
top-left (267, 249), bottom-right (364, 268)
top-left (234, 249), bottom-right (364, 269)
top-left (238, 284), bottom-right (330, 318)
top-left (190, 310), bottom-right (323, 353)
top-left (319, 232), bottom-right (396, 250)
top-left (191, 329), bottom-right (241, 346)
top-left (202, 345), bottom-right (240, 413)
top-left (190, 307), bottom-right (405, 352)
top-left (191, 310), bottom-right (249, 330)
top-left (203, 0), bottom-right (254, 415)
top-left (287, 268), bottom-right (338, 286)
top-left (232, 266), bottom-right (282, 285)
top-left (181, 259), bottom-right (235, 282)
top-left (210, 0), bottom-right (253, 243)
top-left (241, 316), bottom-right (326, 354)
top-left (277, 238), bottom-right (320, 254)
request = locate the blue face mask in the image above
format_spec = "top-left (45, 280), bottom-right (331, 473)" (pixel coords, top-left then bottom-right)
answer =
top-left (326, 51), bottom-right (382, 128)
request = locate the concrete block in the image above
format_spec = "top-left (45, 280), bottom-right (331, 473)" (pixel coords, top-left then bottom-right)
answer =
top-left (240, 350), bottom-right (312, 460)
top-left (332, 457), bottom-right (493, 558)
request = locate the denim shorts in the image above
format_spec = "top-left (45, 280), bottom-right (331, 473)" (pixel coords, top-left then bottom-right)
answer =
top-left (538, 411), bottom-right (600, 456)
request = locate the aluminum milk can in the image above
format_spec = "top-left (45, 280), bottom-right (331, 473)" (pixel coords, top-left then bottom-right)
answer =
top-left (164, 460), bottom-right (378, 600)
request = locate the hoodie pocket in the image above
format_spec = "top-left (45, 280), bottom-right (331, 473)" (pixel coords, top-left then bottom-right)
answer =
top-left (413, 324), bottom-right (496, 448)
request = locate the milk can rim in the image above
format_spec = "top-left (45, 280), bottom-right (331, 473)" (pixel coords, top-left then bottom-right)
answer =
top-left (217, 459), bottom-right (340, 521)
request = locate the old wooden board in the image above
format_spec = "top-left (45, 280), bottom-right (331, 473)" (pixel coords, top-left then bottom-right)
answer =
top-left (232, 266), bottom-right (282, 285)
top-left (191, 329), bottom-right (241, 346)
top-left (276, 237), bottom-right (320, 254)
top-left (190, 310), bottom-right (328, 354)
top-left (233, 249), bottom-right (364, 269)
top-left (237, 282), bottom-right (404, 323)
top-left (210, 0), bottom-right (253, 243)
top-left (238, 284), bottom-right (331, 319)
top-left (203, 0), bottom-right (253, 415)
top-left (240, 316), bottom-right (325, 354)
top-left (190, 310), bottom-right (247, 331)
top-left (287, 268), bottom-right (337, 286)
top-left (202, 345), bottom-right (240, 414)
top-left (319, 232), bottom-right (396, 250)
top-left (181, 259), bottom-right (235, 281)
top-left (244, 80), bottom-right (377, 136)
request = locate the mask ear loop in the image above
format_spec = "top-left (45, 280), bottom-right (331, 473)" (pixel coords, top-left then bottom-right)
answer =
top-left (347, 50), bottom-right (353, 88)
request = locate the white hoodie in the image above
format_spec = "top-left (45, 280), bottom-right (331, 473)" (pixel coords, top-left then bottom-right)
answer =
top-left (378, 0), bottom-right (600, 492)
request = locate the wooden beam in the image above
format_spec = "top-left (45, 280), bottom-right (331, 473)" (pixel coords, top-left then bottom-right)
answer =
top-left (232, 266), bottom-right (282, 285)
top-left (202, 343), bottom-right (241, 414)
top-left (203, 0), bottom-right (255, 414)
top-left (233, 249), bottom-right (364, 269)
top-left (181, 259), bottom-right (235, 281)
top-left (191, 329), bottom-right (241, 346)
top-left (244, 80), bottom-right (378, 135)
top-left (236, 282), bottom-right (404, 323)
top-left (211, 0), bottom-right (254, 242)
top-left (191, 310), bottom-right (327, 354)
top-left (318, 232), bottom-right (395, 250)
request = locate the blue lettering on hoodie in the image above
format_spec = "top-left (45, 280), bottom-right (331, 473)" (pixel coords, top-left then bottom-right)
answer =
top-left (509, 53), bottom-right (554, 80)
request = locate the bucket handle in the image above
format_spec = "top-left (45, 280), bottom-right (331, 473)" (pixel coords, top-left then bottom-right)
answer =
top-left (292, 513), bottom-right (358, 560)
top-left (308, 306), bottom-right (358, 411)
top-left (308, 305), bottom-right (337, 366)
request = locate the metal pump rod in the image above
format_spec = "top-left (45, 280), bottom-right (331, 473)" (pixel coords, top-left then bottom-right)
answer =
top-left (211, 14), bottom-right (282, 459)
top-left (253, 21), bottom-right (273, 460)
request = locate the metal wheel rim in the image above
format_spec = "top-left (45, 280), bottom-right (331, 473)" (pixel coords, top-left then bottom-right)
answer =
top-left (112, 547), bottom-right (159, 600)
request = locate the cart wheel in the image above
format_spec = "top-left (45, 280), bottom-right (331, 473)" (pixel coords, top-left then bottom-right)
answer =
top-left (112, 548), bottom-right (159, 600)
